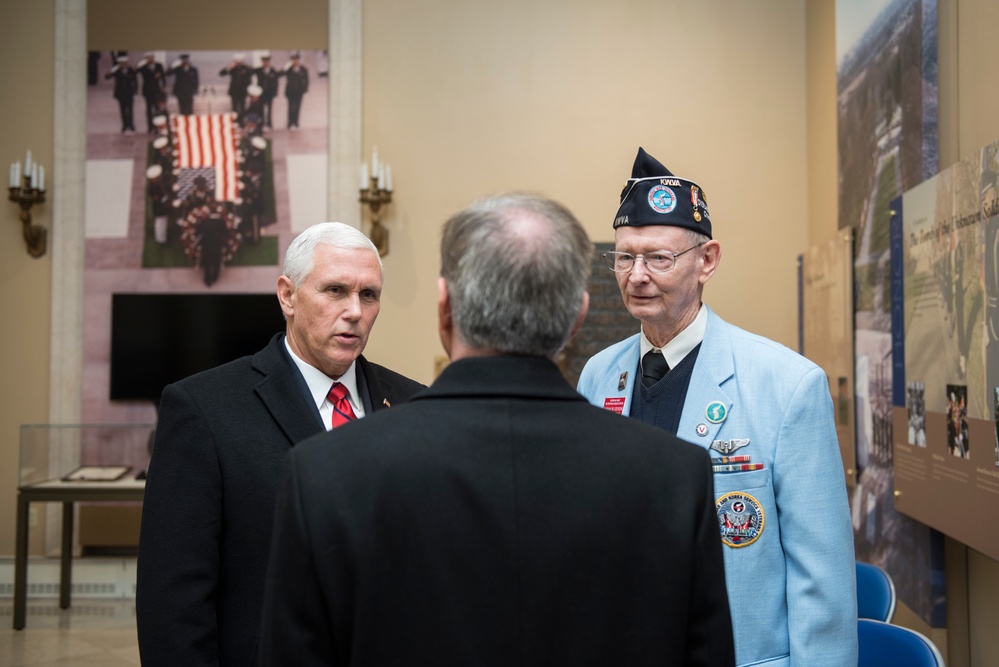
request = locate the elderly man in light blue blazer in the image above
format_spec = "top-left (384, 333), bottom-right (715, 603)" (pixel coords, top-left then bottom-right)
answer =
top-left (577, 147), bottom-right (857, 667)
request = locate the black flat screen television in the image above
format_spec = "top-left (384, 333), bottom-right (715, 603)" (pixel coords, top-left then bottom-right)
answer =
top-left (110, 293), bottom-right (285, 401)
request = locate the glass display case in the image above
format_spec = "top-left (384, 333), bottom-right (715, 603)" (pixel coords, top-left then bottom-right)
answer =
top-left (18, 423), bottom-right (155, 487)
top-left (13, 424), bottom-right (154, 630)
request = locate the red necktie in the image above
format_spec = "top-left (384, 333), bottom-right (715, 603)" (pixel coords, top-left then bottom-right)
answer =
top-left (327, 382), bottom-right (357, 429)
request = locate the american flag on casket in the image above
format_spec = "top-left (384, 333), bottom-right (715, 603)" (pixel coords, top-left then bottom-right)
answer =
top-left (171, 112), bottom-right (240, 201)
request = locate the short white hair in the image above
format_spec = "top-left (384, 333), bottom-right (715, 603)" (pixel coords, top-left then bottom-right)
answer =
top-left (282, 222), bottom-right (382, 287)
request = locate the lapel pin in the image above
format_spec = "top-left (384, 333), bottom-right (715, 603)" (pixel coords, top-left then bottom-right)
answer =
top-left (705, 401), bottom-right (728, 423)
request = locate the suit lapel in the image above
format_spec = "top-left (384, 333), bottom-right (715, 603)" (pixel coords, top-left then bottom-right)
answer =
top-left (252, 335), bottom-right (325, 446)
top-left (357, 355), bottom-right (389, 413)
top-left (613, 338), bottom-right (640, 415)
top-left (679, 308), bottom-right (735, 447)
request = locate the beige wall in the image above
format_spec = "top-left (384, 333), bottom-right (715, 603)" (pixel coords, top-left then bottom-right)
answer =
top-left (1, 0), bottom-right (812, 558)
top-left (3, 0), bottom-right (999, 663)
top-left (362, 0), bottom-right (810, 384)
top-left (0, 0), bottom-right (54, 563)
top-left (806, 0), bottom-right (839, 245)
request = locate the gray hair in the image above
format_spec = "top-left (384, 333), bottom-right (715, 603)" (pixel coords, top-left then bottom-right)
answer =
top-left (440, 193), bottom-right (593, 357)
top-left (683, 228), bottom-right (711, 247)
top-left (282, 222), bottom-right (382, 287)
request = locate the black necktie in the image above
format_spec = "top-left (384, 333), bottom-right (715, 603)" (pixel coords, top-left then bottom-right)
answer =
top-left (642, 349), bottom-right (670, 387)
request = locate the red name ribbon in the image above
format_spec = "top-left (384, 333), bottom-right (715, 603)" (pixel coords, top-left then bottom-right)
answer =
top-left (603, 397), bottom-right (626, 414)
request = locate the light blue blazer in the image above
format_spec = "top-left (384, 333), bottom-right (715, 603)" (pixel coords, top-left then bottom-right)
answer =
top-left (577, 306), bottom-right (857, 667)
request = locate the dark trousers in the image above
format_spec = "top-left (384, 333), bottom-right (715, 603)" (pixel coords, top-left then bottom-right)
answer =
top-left (262, 98), bottom-right (274, 128)
top-left (117, 98), bottom-right (135, 132)
top-left (144, 95), bottom-right (159, 132)
top-left (287, 95), bottom-right (303, 128)
top-left (177, 94), bottom-right (194, 115)
top-left (230, 95), bottom-right (246, 121)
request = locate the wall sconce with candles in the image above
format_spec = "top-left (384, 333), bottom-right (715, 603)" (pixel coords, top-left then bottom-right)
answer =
top-left (8, 149), bottom-right (47, 258)
top-left (359, 147), bottom-right (393, 257)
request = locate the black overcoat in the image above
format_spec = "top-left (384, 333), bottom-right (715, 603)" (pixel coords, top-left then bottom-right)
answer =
top-left (136, 333), bottom-right (425, 666)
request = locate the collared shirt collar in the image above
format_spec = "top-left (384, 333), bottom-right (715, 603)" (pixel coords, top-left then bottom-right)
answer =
top-left (640, 303), bottom-right (707, 369)
top-left (283, 336), bottom-right (365, 422)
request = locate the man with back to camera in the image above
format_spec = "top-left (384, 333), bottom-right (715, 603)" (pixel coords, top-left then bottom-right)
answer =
top-left (136, 222), bottom-right (426, 666)
top-left (259, 193), bottom-right (735, 667)
top-left (577, 148), bottom-right (857, 666)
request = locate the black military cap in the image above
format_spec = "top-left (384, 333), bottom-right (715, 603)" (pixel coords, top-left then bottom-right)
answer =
top-left (613, 147), bottom-right (712, 238)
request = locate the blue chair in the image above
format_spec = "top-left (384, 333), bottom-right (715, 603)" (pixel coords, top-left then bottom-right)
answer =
top-left (858, 618), bottom-right (945, 667)
top-left (856, 561), bottom-right (896, 622)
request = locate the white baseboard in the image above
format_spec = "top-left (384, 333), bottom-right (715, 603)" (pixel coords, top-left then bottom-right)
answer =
top-left (0, 556), bottom-right (137, 599)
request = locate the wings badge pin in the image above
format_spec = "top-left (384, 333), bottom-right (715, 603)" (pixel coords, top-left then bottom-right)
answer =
top-left (710, 438), bottom-right (750, 456)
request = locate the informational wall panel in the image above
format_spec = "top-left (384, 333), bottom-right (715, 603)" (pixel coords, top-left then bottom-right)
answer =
top-left (801, 231), bottom-right (856, 489)
top-left (896, 138), bottom-right (999, 561)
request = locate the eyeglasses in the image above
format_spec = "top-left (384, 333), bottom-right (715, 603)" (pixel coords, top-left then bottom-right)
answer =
top-left (603, 243), bottom-right (705, 273)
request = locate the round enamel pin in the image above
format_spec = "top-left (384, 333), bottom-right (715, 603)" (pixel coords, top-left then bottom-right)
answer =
top-left (695, 423), bottom-right (709, 437)
top-left (715, 491), bottom-right (765, 548)
top-left (705, 401), bottom-right (727, 423)
top-left (648, 185), bottom-right (677, 214)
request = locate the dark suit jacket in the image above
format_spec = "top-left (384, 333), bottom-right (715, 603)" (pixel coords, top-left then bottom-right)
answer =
top-left (137, 61), bottom-right (166, 99)
top-left (260, 355), bottom-right (734, 667)
top-left (136, 334), bottom-right (425, 667)
top-left (106, 66), bottom-right (137, 101)
top-left (167, 63), bottom-right (199, 97)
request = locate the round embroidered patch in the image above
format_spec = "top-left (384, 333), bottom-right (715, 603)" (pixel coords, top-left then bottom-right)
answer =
top-left (716, 491), bottom-right (765, 548)
top-left (648, 185), bottom-right (677, 214)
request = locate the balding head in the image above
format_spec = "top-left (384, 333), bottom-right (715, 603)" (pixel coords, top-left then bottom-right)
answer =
top-left (439, 193), bottom-right (592, 358)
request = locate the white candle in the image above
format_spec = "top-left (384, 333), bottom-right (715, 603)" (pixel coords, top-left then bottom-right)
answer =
top-left (371, 147), bottom-right (379, 176)
top-left (361, 163), bottom-right (369, 189)
top-left (25, 150), bottom-right (32, 177)
top-left (377, 164), bottom-right (385, 190)
top-left (14, 160), bottom-right (21, 187)
top-left (385, 165), bottom-right (393, 192)
top-left (38, 165), bottom-right (45, 191)
top-left (31, 163), bottom-right (38, 188)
